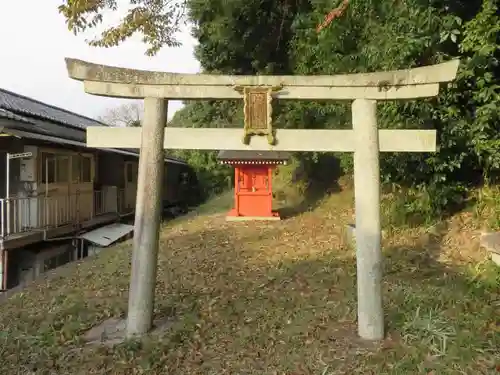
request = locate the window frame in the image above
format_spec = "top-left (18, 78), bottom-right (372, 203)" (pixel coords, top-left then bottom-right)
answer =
top-left (38, 148), bottom-right (95, 185)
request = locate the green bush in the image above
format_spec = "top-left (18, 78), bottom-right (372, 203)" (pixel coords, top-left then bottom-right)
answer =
top-left (172, 0), bottom-right (500, 221)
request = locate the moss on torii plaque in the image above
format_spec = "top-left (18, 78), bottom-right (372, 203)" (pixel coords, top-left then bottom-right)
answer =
top-left (233, 85), bottom-right (283, 146)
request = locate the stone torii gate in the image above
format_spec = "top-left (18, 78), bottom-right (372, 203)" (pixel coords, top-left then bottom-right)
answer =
top-left (65, 58), bottom-right (459, 341)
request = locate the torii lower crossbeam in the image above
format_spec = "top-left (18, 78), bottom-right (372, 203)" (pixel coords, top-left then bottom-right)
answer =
top-left (86, 127), bottom-right (436, 152)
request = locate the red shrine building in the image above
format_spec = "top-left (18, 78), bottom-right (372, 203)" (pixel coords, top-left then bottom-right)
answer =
top-left (218, 150), bottom-right (291, 221)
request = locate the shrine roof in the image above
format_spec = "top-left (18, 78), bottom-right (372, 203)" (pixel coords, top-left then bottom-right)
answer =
top-left (217, 150), bottom-right (291, 161)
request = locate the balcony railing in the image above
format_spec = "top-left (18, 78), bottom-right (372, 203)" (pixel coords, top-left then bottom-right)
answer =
top-left (0, 187), bottom-right (133, 239)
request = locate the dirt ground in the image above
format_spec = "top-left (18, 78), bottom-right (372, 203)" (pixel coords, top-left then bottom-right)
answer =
top-left (0, 188), bottom-right (498, 374)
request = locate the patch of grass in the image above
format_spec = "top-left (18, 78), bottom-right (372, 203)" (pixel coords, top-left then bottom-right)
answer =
top-left (189, 190), bottom-right (233, 216)
top-left (0, 188), bottom-right (498, 374)
top-left (472, 185), bottom-right (500, 231)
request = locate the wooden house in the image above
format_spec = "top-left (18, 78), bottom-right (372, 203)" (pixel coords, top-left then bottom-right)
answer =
top-left (0, 89), bottom-right (197, 291)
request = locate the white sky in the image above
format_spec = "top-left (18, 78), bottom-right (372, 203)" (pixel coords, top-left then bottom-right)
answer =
top-left (0, 0), bottom-right (200, 120)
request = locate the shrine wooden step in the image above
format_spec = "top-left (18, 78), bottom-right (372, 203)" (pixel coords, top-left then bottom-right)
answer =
top-left (226, 215), bottom-right (281, 222)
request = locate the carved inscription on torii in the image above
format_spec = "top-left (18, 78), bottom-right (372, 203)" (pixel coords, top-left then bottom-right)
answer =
top-left (233, 85), bottom-right (283, 145)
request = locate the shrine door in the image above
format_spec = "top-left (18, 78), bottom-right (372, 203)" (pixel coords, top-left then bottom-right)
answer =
top-left (236, 166), bottom-right (272, 217)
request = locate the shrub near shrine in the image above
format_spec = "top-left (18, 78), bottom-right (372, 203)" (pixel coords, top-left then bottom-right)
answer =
top-left (65, 57), bottom-right (459, 341)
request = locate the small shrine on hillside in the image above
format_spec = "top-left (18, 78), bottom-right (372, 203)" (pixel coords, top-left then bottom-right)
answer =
top-left (218, 150), bottom-right (290, 220)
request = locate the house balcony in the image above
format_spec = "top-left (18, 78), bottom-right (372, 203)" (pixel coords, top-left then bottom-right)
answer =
top-left (0, 187), bottom-right (134, 249)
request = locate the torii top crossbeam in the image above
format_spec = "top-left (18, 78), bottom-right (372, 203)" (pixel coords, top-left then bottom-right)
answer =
top-left (65, 58), bottom-right (460, 101)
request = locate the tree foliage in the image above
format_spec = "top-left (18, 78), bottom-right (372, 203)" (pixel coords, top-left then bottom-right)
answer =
top-left (177, 0), bottom-right (500, 217)
top-left (58, 0), bottom-right (186, 55)
top-left (170, 0), bottom-right (312, 197)
top-left (61, 0), bottom-right (500, 216)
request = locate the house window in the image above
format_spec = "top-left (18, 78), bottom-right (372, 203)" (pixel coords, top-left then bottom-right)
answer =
top-left (81, 156), bottom-right (92, 182)
top-left (40, 153), bottom-right (72, 183)
top-left (40, 153), bottom-right (56, 183)
top-left (70, 155), bottom-right (93, 183)
top-left (56, 157), bottom-right (69, 183)
top-left (71, 155), bottom-right (80, 183)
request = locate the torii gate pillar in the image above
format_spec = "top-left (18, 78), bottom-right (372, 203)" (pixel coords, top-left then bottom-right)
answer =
top-left (127, 97), bottom-right (167, 336)
top-left (352, 99), bottom-right (383, 339)
top-left (64, 57), bottom-right (459, 341)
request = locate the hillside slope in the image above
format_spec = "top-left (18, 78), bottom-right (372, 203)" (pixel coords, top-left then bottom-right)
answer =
top-left (0, 184), bottom-right (498, 374)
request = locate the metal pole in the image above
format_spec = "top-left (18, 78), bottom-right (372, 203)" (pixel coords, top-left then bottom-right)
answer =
top-left (1, 200), bottom-right (4, 239)
top-left (6, 154), bottom-right (10, 235)
top-left (45, 157), bottom-right (49, 227)
top-left (0, 250), bottom-right (3, 291)
top-left (352, 99), bottom-right (384, 341)
top-left (2, 250), bottom-right (8, 291)
top-left (126, 97), bottom-right (167, 337)
top-left (6, 153), bottom-right (9, 200)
